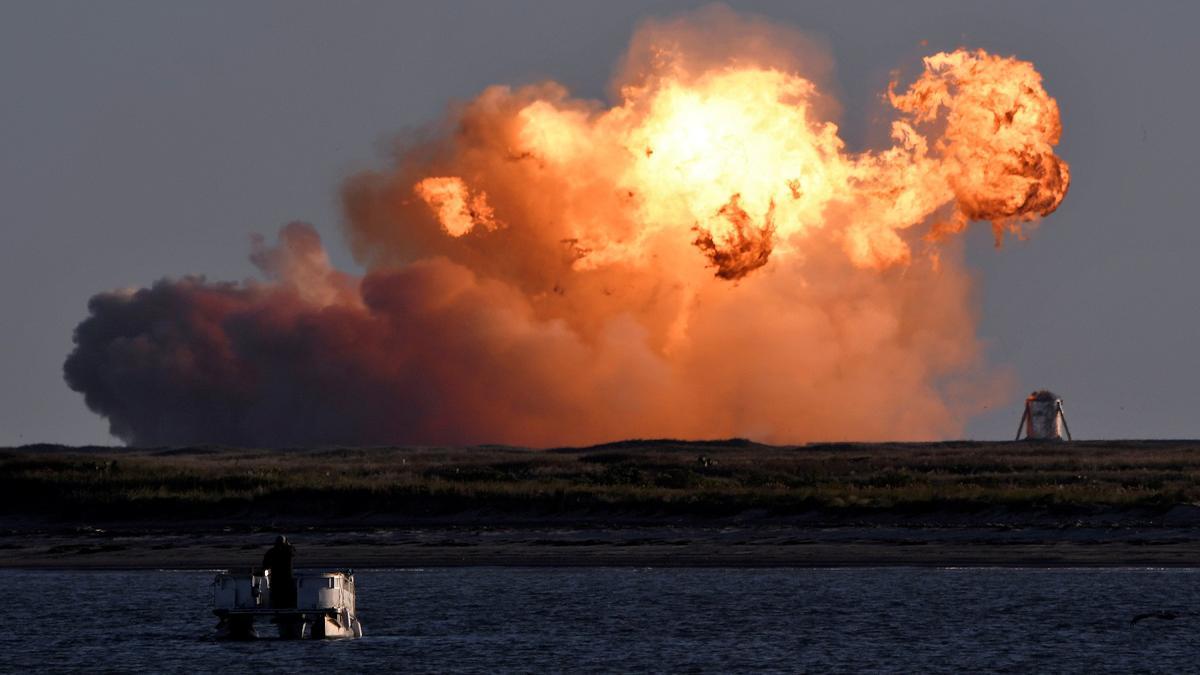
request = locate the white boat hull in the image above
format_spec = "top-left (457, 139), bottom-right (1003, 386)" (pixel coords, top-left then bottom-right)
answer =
top-left (213, 570), bottom-right (363, 640)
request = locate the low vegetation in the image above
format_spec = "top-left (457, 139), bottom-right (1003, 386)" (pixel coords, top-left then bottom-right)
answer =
top-left (3, 440), bottom-right (1200, 521)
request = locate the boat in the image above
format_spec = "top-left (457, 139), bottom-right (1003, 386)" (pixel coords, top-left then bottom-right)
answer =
top-left (212, 570), bottom-right (364, 639)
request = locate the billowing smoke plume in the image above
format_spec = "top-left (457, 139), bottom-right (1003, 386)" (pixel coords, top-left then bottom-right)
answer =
top-left (65, 8), bottom-right (1068, 447)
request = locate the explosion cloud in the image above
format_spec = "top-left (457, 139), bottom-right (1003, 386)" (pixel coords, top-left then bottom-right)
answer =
top-left (64, 8), bottom-right (1069, 447)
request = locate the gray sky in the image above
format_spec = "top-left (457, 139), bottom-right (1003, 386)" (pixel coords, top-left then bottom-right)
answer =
top-left (1, 1), bottom-right (1196, 445)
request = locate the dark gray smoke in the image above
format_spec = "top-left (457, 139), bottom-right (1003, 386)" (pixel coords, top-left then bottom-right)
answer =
top-left (64, 224), bottom-right (693, 446)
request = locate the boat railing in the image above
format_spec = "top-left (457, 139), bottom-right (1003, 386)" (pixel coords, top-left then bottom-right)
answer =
top-left (213, 570), bottom-right (355, 614)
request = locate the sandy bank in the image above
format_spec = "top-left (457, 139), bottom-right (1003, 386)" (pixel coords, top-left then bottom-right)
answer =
top-left (5, 524), bottom-right (1200, 569)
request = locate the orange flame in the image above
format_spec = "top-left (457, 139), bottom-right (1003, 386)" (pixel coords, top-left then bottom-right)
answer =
top-left (414, 176), bottom-right (499, 237)
top-left (411, 49), bottom-right (1067, 277)
top-left (889, 49), bottom-right (1070, 244)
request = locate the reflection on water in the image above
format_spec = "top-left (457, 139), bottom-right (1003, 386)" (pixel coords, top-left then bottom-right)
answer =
top-left (4, 567), bottom-right (1197, 672)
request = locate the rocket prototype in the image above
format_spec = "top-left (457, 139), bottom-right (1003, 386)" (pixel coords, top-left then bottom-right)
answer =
top-left (1015, 390), bottom-right (1072, 441)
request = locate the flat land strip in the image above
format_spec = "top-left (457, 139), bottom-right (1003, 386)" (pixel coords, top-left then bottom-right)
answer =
top-left (5, 439), bottom-right (1200, 568)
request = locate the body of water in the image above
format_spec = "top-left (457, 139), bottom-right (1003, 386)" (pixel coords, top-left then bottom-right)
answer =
top-left (2, 567), bottom-right (1196, 672)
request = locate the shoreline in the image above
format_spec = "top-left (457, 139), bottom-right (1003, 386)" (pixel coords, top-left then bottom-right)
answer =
top-left (8, 440), bottom-right (1200, 570)
top-left (6, 524), bottom-right (1200, 570)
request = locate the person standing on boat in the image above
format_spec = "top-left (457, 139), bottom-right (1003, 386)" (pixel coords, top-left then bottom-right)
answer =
top-left (262, 535), bottom-right (297, 608)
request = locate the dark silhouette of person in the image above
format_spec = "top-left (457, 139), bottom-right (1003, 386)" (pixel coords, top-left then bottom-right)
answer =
top-left (262, 535), bottom-right (297, 609)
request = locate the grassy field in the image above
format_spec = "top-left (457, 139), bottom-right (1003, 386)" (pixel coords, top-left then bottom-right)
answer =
top-left (4, 439), bottom-right (1200, 522)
